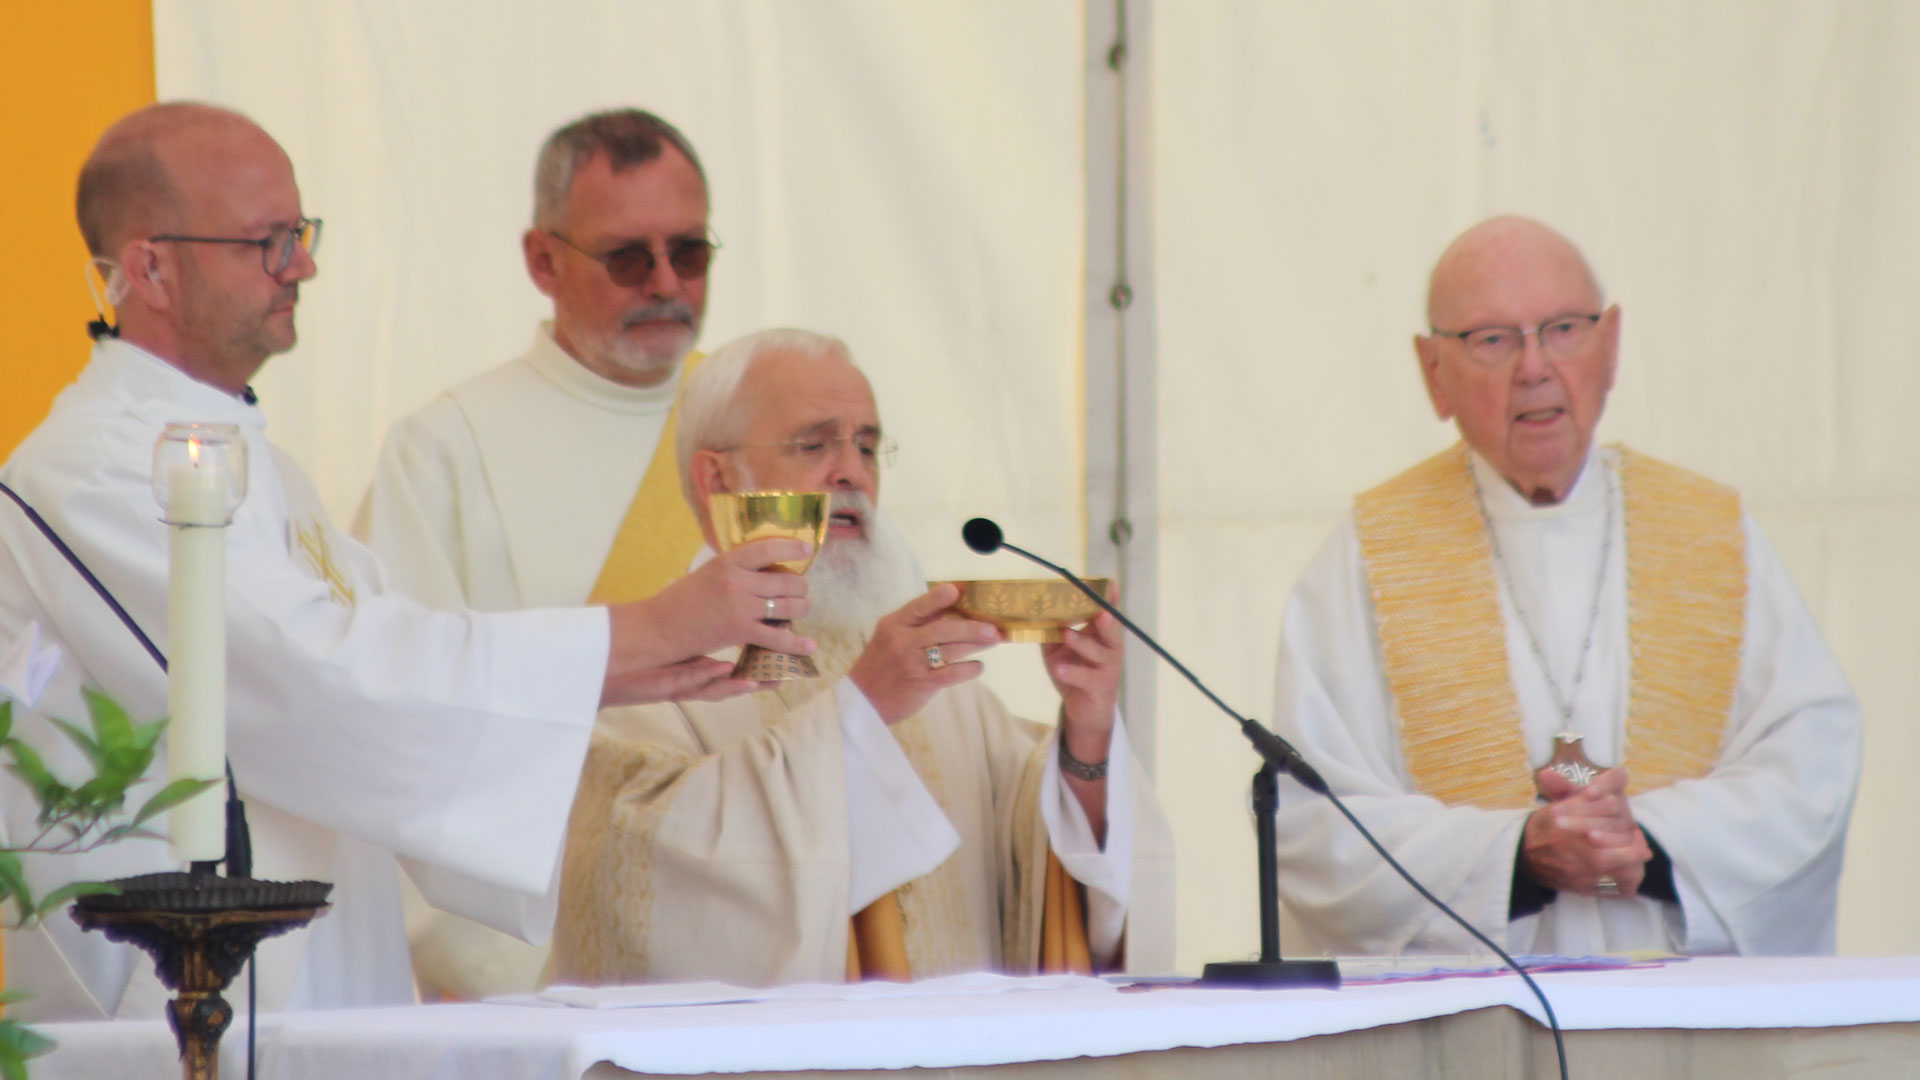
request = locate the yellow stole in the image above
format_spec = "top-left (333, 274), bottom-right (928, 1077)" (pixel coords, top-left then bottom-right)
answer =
top-left (585, 350), bottom-right (708, 606)
top-left (1351, 444), bottom-right (1745, 808)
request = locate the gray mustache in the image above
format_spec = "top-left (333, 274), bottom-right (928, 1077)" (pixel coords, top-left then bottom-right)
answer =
top-left (622, 301), bottom-right (694, 329)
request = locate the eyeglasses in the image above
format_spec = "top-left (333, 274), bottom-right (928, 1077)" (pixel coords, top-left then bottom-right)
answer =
top-left (720, 432), bottom-right (898, 470)
top-left (148, 218), bottom-right (323, 276)
top-left (1429, 313), bottom-right (1603, 367)
top-left (546, 229), bottom-right (719, 287)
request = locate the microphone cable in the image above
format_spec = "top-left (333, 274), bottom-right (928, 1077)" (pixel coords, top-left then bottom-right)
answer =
top-left (963, 518), bottom-right (1570, 1080)
top-left (0, 480), bottom-right (261, 1080)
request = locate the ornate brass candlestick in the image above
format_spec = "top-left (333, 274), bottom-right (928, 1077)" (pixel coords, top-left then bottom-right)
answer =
top-left (72, 872), bottom-right (330, 1080)
top-left (710, 491), bottom-right (828, 681)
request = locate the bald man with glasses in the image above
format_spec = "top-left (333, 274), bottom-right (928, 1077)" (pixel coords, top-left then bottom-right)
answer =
top-left (0, 102), bottom-right (806, 1021)
top-left (356, 108), bottom-right (733, 998)
top-left (1265, 216), bottom-right (1861, 961)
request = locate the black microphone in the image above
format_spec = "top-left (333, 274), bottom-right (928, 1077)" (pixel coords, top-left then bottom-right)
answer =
top-left (961, 516), bottom-right (1004, 556)
top-left (959, 517), bottom-right (1325, 793)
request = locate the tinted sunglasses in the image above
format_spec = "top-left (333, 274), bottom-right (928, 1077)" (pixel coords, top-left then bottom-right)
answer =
top-left (547, 229), bottom-right (718, 286)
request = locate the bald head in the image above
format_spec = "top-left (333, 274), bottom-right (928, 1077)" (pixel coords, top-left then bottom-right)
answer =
top-left (1425, 216), bottom-right (1602, 330)
top-left (76, 102), bottom-right (316, 393)
top-left (1414, 216), bottom-right (1621, 504)
top-left (76, 103), bottom-right (268, 257)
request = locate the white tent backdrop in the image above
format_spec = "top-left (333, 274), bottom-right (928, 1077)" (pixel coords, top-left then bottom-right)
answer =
top-left (154, 0), bottom-right (1920, 972)
top-left (155, 0), bottom-right (1086, 719)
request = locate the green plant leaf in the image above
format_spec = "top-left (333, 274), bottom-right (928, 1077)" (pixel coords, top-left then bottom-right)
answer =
top-left (0, 1018), bottom-right (57, 1067)
top-left (65, 778), bottom-right (127, 818)
top-left (86, 745), bottom-right (155, 803)
top-left (33, 880), bottom-right (118, 923)
top-left (0, 701), bottom-right (12, 744)
top-left (128, 715), bottom-right (167, 754)
top-left (132, 777), bottom-right (221, 827)
top-left (0, 853), bottom-right (33, 926)
top-left (44, 717), bottom-right (105, 774)
top-left (82, 687), bottom-right (135, 755)
top-left (3, 740), bottom-right (69, 821)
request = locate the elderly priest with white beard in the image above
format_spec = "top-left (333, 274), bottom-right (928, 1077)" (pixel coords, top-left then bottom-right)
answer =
top-left (551, 329), bottom-right (1175, 984)
top-left (1269, 216), bottom-right (1862, 959)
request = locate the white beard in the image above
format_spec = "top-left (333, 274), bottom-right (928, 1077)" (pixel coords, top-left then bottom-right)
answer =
top-left (797, 496), bottom-right (924, 641)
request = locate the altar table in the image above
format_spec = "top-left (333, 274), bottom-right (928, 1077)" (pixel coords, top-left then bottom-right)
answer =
top-left (30, 956), bottom-right (1920, 1079)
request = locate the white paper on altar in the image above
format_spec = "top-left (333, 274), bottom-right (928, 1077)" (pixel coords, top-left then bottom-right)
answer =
top-left (526, 972), bottom-right (1114, 1011)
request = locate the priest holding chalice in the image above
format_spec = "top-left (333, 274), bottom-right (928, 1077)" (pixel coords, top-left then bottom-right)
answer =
top-left (551, 328), bottom-right (1175, 986)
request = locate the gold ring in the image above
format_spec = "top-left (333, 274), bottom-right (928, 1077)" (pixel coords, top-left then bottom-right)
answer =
top-left (1596, 875), bottom-right (1621, 897)
top-left (925, 645), bottom-right (946, 669)
top-left (765, 597), bottom-right (777, 620)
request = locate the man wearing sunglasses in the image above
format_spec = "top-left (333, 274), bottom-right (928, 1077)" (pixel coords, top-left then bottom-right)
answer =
top-left (356, 108), bottom-right (723, 999)
top-left (1267, 216), bottom-right (1861, 960)
top-left (0, 103), bottom-right (807, 1020)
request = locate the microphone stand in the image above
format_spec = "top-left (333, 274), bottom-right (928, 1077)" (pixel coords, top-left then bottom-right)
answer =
top-left (968, 525), bottom-right (1337, 988)
top-left (964, 519), bottom-right (1570, 1078)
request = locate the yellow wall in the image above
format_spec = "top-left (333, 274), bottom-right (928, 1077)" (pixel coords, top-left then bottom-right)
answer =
top-left (0, 3), bottom-right (155, 457)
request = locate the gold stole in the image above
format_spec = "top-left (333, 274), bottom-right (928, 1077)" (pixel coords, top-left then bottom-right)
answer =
top-left (1351, 444), bottom-right (1745, 808)
top-left (585, 351), bottom-right (708, 606)
top-left (844, 854), bottom-right (1090, 981)
top-left (836, 706), bottom-right (1091, 980)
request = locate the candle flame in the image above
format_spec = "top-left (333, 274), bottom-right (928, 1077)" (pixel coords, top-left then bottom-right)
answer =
top-left (188, 437), bottom-right (201, 465)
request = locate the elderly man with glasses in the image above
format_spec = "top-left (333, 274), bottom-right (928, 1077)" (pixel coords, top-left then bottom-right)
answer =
top-left (1268, 216), bottom-right (1861, 959)
top-left (0, 102), bottom-right (807, 1020)
top-left (550, 328), bottom-right (1174, 987)
top-left (355, 108), bottom-right (727, 997)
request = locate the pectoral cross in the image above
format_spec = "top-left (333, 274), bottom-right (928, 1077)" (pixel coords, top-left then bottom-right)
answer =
top-left (1537, 732), bottom-right (1599, 793)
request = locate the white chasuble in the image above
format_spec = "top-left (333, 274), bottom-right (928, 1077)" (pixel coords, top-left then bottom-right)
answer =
top-left (355, 323), bottom-right (692, 612)
top-left (0, 339), bottom-right (607, 1020)
top-left (1270, 445), bottom-right (1861, 958)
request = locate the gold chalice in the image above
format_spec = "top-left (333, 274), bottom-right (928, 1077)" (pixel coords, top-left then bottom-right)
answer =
top-left (710, 491), bottom-right (829, 681)
top-left (934, 578), bottom-right (1112, 644)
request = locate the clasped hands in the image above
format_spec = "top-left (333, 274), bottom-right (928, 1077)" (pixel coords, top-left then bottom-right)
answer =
top-left (1521, 766), bottom-right (1652, 898)
top-left (848, 583), bottom-right (1124, 765)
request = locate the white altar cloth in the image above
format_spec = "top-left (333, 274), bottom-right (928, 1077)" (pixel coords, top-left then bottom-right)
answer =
top-left (31, 956), bottom-right (1920, 1079)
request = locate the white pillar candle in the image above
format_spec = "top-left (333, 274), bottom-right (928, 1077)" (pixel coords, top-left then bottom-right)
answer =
top-left (166, 444), bottom-right (228, 863)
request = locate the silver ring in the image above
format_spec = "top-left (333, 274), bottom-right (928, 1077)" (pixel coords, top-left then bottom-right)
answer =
top-left (925, 645), bottom-right (946, 669)
top-left (1596, 875), bottom-right (1621, 897)
top-left (764, 597), bottom-right (777, 620)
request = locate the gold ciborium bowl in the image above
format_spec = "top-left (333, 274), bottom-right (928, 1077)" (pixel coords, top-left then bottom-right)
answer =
top-left (709, 491), bottom-right (829, 680)
top-left (934, 578), bottom-right (1111, 644)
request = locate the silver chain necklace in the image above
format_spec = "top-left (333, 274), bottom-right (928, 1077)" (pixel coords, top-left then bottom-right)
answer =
top-left (1473, 462), bottom-right (1615, 736)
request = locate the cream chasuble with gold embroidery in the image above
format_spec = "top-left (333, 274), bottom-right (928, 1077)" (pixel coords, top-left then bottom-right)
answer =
top-left (1270, 445), bottom-right (1861, 959)
top-left (551, 634), bottom-right (1176, 987)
